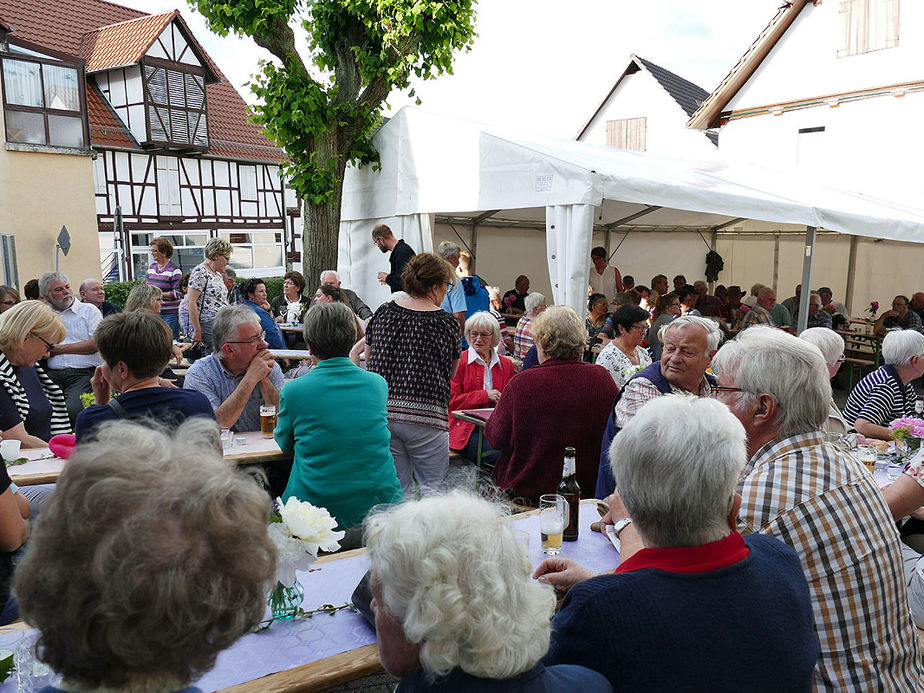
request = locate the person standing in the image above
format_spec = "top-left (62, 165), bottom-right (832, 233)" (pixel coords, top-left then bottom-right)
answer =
top-left (589, 247), bottom-right (623, 306)
top-left (437, 242), bottom-right (467, 332)
top-left (186, 239), bottom-right (232, 354)
top-left (373, 224), bottom-right (416, 293)
top-left (146, 237), bottom-right (184, 339)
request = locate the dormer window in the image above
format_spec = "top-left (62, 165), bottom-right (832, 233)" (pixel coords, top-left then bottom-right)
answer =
top-left (142, 59), bottom-right (208, 148)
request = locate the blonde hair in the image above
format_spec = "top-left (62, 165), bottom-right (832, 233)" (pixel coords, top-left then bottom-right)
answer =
top-left (0, 300), bottom-right (66, 352)
top-left (533, 305), bottom-right (585, 361)
top-left (124, 283), bottom-right (163, 313)
top-left (204, 238), bottom-right (233, 260)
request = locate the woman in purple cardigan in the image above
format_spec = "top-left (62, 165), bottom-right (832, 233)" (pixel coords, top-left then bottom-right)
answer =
top-left (486, 306), bottom-right (618, 505)
top-left (146, 236), bottom-right (184, 340)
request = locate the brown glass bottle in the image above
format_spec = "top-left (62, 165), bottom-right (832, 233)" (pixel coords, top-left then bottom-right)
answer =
top-left (559, 446), bottom-right (580, 541)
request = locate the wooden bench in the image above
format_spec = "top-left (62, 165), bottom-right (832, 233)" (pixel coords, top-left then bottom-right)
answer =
top-left (837, 330), bottom-right (882, 389)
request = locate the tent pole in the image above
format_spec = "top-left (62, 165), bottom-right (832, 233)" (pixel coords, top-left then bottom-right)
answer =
top-left (772, 233), bottom-right (780, 294)
top-left (845, 235), bottom-right (859, 317)
top-left (796, 226), bottom-right (817, 334)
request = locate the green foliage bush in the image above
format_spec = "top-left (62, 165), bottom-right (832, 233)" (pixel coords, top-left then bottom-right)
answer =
top-left (102, 279), bottom-right (144, 307)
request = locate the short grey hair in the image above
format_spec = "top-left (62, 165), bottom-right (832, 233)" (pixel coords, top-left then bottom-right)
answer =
top-left (712, 326), bottom-right (829, 436)
top-left (756, 285), bottom-right (775, 300)
top-left (464, 311), bottom-right (500, 349)
top-left (303, 302), bottom-right (357, 360)
top-left (808, 292), bottom-right (822, 307)
top-left (659, 315), bottom-right (723, 353)
top-left (882, 329), bottom-right (924, 368)
top-left (212, 304), bottom-right (260, 355)
top-left (800, 327), bottom-right (844, 367)
top-left (39, 271), bottom-right (69, 297)
top-left (610, 395), bottom-right (746, 547)
top-left (437, 241), bottom-right (460, 261)
top-left (524, 292), bottom-right (546, 315)
top-left (204, 237), bottom-right (233, 260)
top-left (320, 270), bottom-right (339, 283)
top-left (223, 267), bottom-right (237, 280)
top-left (365, 491), bottom-right (555, 682)
top-left (15, 419), bottom-right (275, 690)
top-left (487, 286), bottom-right (501, 301)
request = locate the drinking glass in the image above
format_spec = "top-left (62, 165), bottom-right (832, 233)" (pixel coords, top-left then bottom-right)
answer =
top-left (539, 494), bottom-right (568, 556)
top-left (260, 405), bottom-right (277, 439)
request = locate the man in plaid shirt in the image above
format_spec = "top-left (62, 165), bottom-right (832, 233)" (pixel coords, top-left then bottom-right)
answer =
top-left (714, 326), bottom-right (922, 690)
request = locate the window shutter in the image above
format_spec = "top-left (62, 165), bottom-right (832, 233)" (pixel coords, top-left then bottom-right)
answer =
top-left (156, 156), bottom-right (181, 216)
top-left (606, 117), bottom-right (647, 151)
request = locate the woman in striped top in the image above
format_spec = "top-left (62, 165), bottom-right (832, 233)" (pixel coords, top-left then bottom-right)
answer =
top-left (146, 237), bottom-right (183, 340)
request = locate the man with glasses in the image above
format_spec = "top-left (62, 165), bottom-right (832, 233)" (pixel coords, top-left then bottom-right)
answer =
top-left (712, 326), bottom-right (923, 689)
top-left (874, 294), bottom-right (922, 335)
top-left (372, 224), bottom-right (416, 293)
top-left (184, 305), bottom-right (283, 432)
top-left (39, 271), bottom-right (103, 425)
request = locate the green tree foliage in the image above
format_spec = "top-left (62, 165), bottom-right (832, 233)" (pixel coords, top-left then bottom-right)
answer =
top-left (187, 0), bottom-right (477, 284)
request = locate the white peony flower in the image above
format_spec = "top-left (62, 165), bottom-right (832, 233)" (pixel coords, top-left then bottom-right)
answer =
top-left (267, 523), bottom-right (315, 587)
top-left (276, 497), bottom-right (346, 558)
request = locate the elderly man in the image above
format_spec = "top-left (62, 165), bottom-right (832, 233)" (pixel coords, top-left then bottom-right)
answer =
top-left (713, 326), bottom-right (923, 688)
top-left (79, 278), bottom-right (121, 317)
top-left (910, 291), bottom-right (924, 323)
top-left (693, 280), bottom-right (722, 317)
top-left (842, 329), bottom-right (924, 440)
top-left (737, 285), bottom-right (777, 331)
top-left (595, 315), bottom-right (721, 498)
top-left (373, 224), bottom-right (416, 293)
top-left (502, 274), bottom-right (530, 314)
top-left (538, 396), bottom-right (817, 691)
top-left (222, 267), bottom-right (243, 305)
top-left (589, 246), bottom-right (623, 305)
top-left (874, 294), bottom-right (922, 335)
top-left (318, 270), bottom-right (372, 320)
top-left (184, 305), bottom-right (283, 432)
top-left (791, 292), bottom-right (832, 329)
top-left (40, 272), bottom-right (103, 424)
top-left (437, 241), bottom-right (467, 331)
top-left (818, 286), bottom-right (848, 319)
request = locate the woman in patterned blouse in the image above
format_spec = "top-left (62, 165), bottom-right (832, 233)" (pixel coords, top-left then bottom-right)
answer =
top-left (185, 238), bottom-right (232, 354)
top-left (596, 305), bottom-right (652, 390)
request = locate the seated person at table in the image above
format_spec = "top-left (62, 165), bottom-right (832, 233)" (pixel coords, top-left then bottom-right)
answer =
top-left (487, 306), bottom-right (617, 505)
top-left (595, 305), bottom-right (652, 390)
top-left (15, 419), bottom-right (275, 693)
top-left (0, 301), bottom-right (71, 446)
top-left (791, 292), bottom-right (832, 330)
top-left (502, 274), bottom-right (530, 314)
top-left (799, 327), bottom-right (848, 435)
top-left (449, 312), bottom-right (516, 467)
top-left (513, 292), bottom-right (546, 360)
top-left (184, 305), bottom-right (284, 432)
top-left (537, 396), bottom-right (817, 691)
top-left (874, 294), bottom-right (922, 336)
top-left (365, 490), bottom-right (612, 693)
top-left (277, 302), bottom-right (403, 550)
top-left (124, 283), bottom-right (184, 370)
top-left (0, 448), bottom-right (31, 625)
top-left (314, 284), bottom-right (365, 338)
top-left (842, 329), bottom-right (924, 440)
top-left (76, 312), bottom-right (215, 441)
top-left (271, 270), bottom-right (311, 324)
top-left (240, 277), bottom-right (285, 349)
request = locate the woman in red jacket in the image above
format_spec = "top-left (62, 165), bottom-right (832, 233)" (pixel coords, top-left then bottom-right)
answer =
top-left (449, 311), bottom-right (516, 467)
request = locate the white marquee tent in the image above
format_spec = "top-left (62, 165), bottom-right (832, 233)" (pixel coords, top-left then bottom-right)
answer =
top-left (338, 107), bottom-right (924, 331)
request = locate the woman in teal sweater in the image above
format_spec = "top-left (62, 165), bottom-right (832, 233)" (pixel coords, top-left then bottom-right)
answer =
top-left (275, 302), bottom-right (403, 548)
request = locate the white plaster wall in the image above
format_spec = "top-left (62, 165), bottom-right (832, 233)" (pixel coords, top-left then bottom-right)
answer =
top-left (579, 70), bottom-right (717, 158)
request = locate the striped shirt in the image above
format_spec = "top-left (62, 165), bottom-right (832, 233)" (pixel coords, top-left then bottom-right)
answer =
top-left (614, 372), bottom-right (712, 428)
top-left (146, 260), bottom-right (183, 315)
top-left (842, 365), bottom-right (915, 429)
top-left (513, 315), bottom-right (535, 360)
top-left (738, 432), bottom-right (923, 690)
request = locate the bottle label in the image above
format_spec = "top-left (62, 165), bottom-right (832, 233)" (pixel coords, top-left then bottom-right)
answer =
top-left (562, 457), bottom-right (576, 477)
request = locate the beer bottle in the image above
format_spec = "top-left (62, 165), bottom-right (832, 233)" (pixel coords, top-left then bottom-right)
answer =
top-left (559, 446), bottom-right (580, 541)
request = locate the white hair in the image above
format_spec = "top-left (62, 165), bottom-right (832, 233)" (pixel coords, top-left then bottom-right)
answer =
top-left (437, 241), bottom-right (460, 261)
top-left (808, 292), bottom-right (822, 307)
top-left (524, 292), bottom-right (546, 315)
top-left (487, 286), bottom-right (501, 301)
top-left (610, 395), bottom-right (746, 547)
top-left (659, 315), bottom-right (723, 353)
top-left (799, 327), bottom-right (844, 367)
top-left (319, 270), bottom-right (339, 282)
top-left (712, 326), bottom-right (829, 436)
top-left (882, 329), bottom-right (924, 368)
top-left (464, 311), bottom-right (500, 349)
top-left (390, 291), bottom-right (410, 302)
top-left (365, 491), bottom-right (555, 682)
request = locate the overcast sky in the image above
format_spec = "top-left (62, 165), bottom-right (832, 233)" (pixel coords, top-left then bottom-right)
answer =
top-left (120, 0), bottom-right (782, 137)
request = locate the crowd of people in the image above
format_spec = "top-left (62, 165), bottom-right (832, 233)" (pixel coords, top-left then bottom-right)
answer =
top-left (2, 231), bottom-right (924, 689)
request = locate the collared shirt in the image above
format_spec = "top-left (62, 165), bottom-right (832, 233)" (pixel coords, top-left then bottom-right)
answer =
top-left (513, 315), bottom-right (535, 360)
top-left (737, 303), bottom-right (774, 331)
top-left (883, 310), bottom-right (923, 331)
top-left (47, 299), bottom-right (102, 370)
top-left (440, 280), bottom-right (467, 315)
top-left (792, 308), bottom-right (833, 329)
top-left (589, 264), bottom-right (619, 304)
top-left (614, 372), bottom-right (712, 428)
top-left (182, 353), bottom-right (284, 432)
top-left (616, 531), bottom-right (749, 575)
top-left (466, 346), bottom-right (499, 390)
top-left (842, 364), bottom-right (915, 429)
top-left (737, 431), bottom-right (923, 690)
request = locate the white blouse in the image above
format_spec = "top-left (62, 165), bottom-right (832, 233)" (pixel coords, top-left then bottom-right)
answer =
top-left (597, 343), bottom-right (652, 390)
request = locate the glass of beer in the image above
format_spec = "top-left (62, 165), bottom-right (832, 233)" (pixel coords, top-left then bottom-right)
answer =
top-left (260, 405), bottom-right (276, 438)
top-left (539, 494), bottom-right (568, 556)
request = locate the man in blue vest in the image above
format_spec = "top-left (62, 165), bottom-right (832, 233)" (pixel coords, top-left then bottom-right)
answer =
top-left (595, 315), bottom-right (720, 498)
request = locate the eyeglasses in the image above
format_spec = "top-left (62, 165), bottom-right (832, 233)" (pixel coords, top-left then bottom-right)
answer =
top-left (445, 282), bottom-right (455, 291)
top-left (836, 355), bottom-right (846, 364)
top-left (30, 332), bottom-right (54, 353)
top-left (629, 324), bottom-right (648, 332)
top-left (226, 331), bottom-right (266, 346)
top-left (218, 254), bottom-right (231, 261)
top-left (710, 385), bottom-right (745, 397)
top-left (469, 331), bottom-right (493, 340)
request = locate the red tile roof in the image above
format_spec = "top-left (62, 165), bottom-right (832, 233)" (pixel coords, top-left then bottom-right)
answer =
top-left (0, 0), bottom-right (283, 162)
top-left (80, 11), bottom-right (174, 73)
top-left (86, 82), bottom-right (137, 148)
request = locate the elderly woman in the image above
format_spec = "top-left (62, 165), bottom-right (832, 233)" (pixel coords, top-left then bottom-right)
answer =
top-left (240, 277), bottom-right (285, 349)
top-left (76, 312), bottom-right (215, 441)
top-left (536, 396), bottom-right (817, 690)
top-left (123, 282), bottom-right (163, 313)
top-left (0, 286), bottom-right (19, 314)
top-left (277, 303), bottom-right (403, 548)
top-left (365, 490), bottom-right (611, 691)
top-left (843, 329), bottom-right (924, 441)
top-left (186, 237), bottom-right (232, 353)
top-left (585, 293), bottom-right (610, 355)
top-left (513, 292), bottom-right (546, 360)
top-left (486, 306), bottom-right (618, 505)
top-left (365, 253), bottom-right (462, 495)
top-left (271, 270), bottom-right (310, 324)
top-left (0, 301), bottom-right (70, 446)
top-left (596, 305), bottom-right (652, 389)
top-left (449, 312), bottom-right (516, 466)
top-left (486, 285), bottom-right (514, 355)
top-left (15, 419), bottom-right (275, 692)
top-left (146, 236), bottom-right (183, 339)
top-left (799, 327), bottom-right (848, 435)
top-left (647, 291), bottom-right (681, 360)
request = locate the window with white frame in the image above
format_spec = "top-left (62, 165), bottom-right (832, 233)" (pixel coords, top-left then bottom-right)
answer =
top-left (129, 230), bottom-right (208, 278)
top-left (606, 117), bottom-right (647, 151)
top-left (838, 0), bottom-right (900, 57)
top-left (220, 231), bottom-right (284, 273)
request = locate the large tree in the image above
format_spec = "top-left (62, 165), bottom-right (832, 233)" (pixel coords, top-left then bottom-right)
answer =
top-left (188, 0), bottom-right (478, 285)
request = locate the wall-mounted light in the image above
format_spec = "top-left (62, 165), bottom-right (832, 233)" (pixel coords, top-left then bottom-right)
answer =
top-left (770, 107), bottom-right (784, 117)
top-left (891, 87), bottom-right (906, 98)
top-left (825, 97), bottom-right (839, 108)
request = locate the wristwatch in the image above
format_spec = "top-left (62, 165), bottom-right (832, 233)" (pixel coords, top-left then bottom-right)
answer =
top-left (613, 517), bottom-right (633, 538)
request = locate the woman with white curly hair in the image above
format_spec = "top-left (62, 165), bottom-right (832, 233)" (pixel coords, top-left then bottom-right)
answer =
top-left (365, 491), bottom-right (611, 692)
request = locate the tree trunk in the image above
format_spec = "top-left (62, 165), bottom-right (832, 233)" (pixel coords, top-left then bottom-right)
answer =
top-left (302, 131), bottom-right (348, 290)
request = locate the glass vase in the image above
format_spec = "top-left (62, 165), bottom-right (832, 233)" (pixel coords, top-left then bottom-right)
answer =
top-left (908, 437), bottom-right (922, 452)
top-left (267, 578), bottom-right (304, 620)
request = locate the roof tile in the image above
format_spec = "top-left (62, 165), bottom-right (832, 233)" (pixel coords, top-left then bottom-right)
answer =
top-left (635, 56), bottom-right (710, 119)
top-left (80, 12), bottom-right (174, 73)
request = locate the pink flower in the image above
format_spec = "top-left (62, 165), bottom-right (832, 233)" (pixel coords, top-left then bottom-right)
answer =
top-left (503, 295), bottom-right (515, 308)
top-left (889, 417), bottom-right (924, 438)
top-left (738, 305), bottom-right (750, 314)
top-left (871, 301), bottom-right (879, 312)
